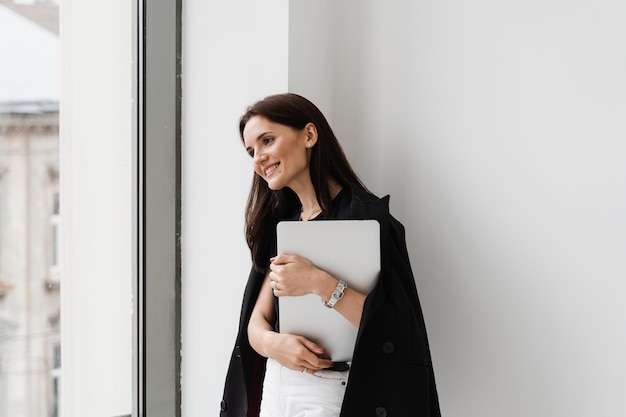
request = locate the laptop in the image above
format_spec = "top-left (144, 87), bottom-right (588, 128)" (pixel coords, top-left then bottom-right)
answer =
top-left (276, 219), bottom-right (380, 362)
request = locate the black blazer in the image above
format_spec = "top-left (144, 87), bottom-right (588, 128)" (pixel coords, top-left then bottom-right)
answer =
top-left (220, 186), bottom-right (441, 417)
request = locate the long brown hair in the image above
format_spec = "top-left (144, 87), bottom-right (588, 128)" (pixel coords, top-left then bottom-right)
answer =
top-left (239, 93), bottom-right (368, 272)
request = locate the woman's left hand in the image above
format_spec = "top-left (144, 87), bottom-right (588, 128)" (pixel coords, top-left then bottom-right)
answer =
top-left (268, 253), bottom-right (334, 298)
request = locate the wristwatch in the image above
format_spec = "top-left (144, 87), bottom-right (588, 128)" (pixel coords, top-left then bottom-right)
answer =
top-left (322, 280), bottom-right (347, 308)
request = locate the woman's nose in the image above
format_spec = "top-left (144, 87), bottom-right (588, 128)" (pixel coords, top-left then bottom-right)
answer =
top-left (254, 151), bottom-right (267, 165)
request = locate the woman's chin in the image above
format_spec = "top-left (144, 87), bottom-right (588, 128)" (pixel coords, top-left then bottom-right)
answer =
top-left (266, 181), bottom-right (284, 191)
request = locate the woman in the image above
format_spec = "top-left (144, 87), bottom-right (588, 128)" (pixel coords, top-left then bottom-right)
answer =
top-left (220, 93), bottom-right (440, 417)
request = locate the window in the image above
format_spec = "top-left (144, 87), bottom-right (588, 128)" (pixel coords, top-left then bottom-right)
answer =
top-left (3, 1), bottom-right (182, 415)
top-left (0, 1), bottom-right (60, 416)
top-left (58, 1), bottom-right (179, 415)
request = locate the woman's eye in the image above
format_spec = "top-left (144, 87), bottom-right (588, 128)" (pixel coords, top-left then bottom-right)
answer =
top-left (263, 137), bottom-right (274, 145)
top-left (247, 149), bottom-right (254, 158)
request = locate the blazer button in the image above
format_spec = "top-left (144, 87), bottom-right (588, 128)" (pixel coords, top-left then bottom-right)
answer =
top-left (220, 400), bottom-right (227, 411)
top-left (382, 341), bottom-right (394, 354)
top-left (234, 345), bottom-right (241, 358)
top-left (375, 406), bottom-right (388, 417)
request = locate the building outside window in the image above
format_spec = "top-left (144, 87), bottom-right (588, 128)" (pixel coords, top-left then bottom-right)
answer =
top-left (0, 1), bottom-right (61, 416)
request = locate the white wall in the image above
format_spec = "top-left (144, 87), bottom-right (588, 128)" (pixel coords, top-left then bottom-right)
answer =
top-left (60, 0), bottom-right (132, 416)
top-left (287, 0), bottom-right (334, 122)
top-left (183, 0), bottom-right (626, 416)
top-left (181, 1), bottom-right (289, 415)
top-left (290, 1), bottom-right (626, 416)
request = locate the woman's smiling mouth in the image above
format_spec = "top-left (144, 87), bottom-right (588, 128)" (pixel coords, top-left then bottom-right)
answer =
top-left (264, 163), bottom-right (280, 177)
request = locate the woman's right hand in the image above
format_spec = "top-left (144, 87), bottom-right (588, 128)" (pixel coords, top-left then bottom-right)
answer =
top-left (263, 331), bottom-right (333, 372)
top-left (248, 268), bottom-right (333, 372)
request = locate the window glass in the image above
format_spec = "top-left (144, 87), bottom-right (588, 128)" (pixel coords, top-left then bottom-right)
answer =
top-left (0, 1), bottom-right (60, 416)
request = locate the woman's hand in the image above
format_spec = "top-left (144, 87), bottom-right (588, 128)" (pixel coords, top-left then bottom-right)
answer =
top-left (268, 253), bottom-right (336, 298)
top-left (249, 254), bottom-right (366, 368)
top-left (263, 332), bottom-right (333, 373)
top-left (248, 268), bottom-right (333, 372)
top-left (269, 253), bottom-right (367, 328)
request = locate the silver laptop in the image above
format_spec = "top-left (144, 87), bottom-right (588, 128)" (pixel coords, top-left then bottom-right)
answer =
top-left (276, 219), bottom-right (380, 362)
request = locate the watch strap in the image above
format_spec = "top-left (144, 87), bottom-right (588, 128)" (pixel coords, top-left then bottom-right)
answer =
top-left (323, 279), bottom-right (347, 308)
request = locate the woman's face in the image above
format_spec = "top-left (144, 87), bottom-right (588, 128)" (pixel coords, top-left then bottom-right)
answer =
top-left (243, 115), bottom-right (317, 192)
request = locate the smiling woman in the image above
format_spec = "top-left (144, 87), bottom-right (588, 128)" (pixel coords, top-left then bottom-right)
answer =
top-left (220, 93), bottom-right (440, 417)
top-left (238, 94), bottom-right (366, 274)
top-left (243, 116), bottom-right (315, 193)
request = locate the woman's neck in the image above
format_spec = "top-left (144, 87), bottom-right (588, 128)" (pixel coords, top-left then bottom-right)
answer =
top-left (294, 179), bottom-right (343, 221)
top-left (297, 187), bottom-right (321, 221)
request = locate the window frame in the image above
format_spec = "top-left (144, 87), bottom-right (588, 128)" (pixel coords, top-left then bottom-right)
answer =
top-left (133, 0), bottom-right (182, 416)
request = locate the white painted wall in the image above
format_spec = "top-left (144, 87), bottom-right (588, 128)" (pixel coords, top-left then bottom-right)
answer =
top-left (181, 1), bottom-right (289, 415)
top-left (290, 1), bottom-right (626, 416)
top-left (183, 0), bottom-right (626, 416)
top-left (287, 0), bottom-right (334, 122)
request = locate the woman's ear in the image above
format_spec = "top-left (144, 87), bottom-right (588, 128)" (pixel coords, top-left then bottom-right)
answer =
top-left (304, 122), bottom-right (318, 148)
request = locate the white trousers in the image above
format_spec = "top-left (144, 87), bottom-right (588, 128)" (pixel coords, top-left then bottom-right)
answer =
top-left (259, 358), bottom-right (350, 417)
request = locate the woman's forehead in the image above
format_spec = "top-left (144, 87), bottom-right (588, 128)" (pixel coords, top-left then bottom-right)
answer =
top-left (243, 116), bottom-right (270, 144)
